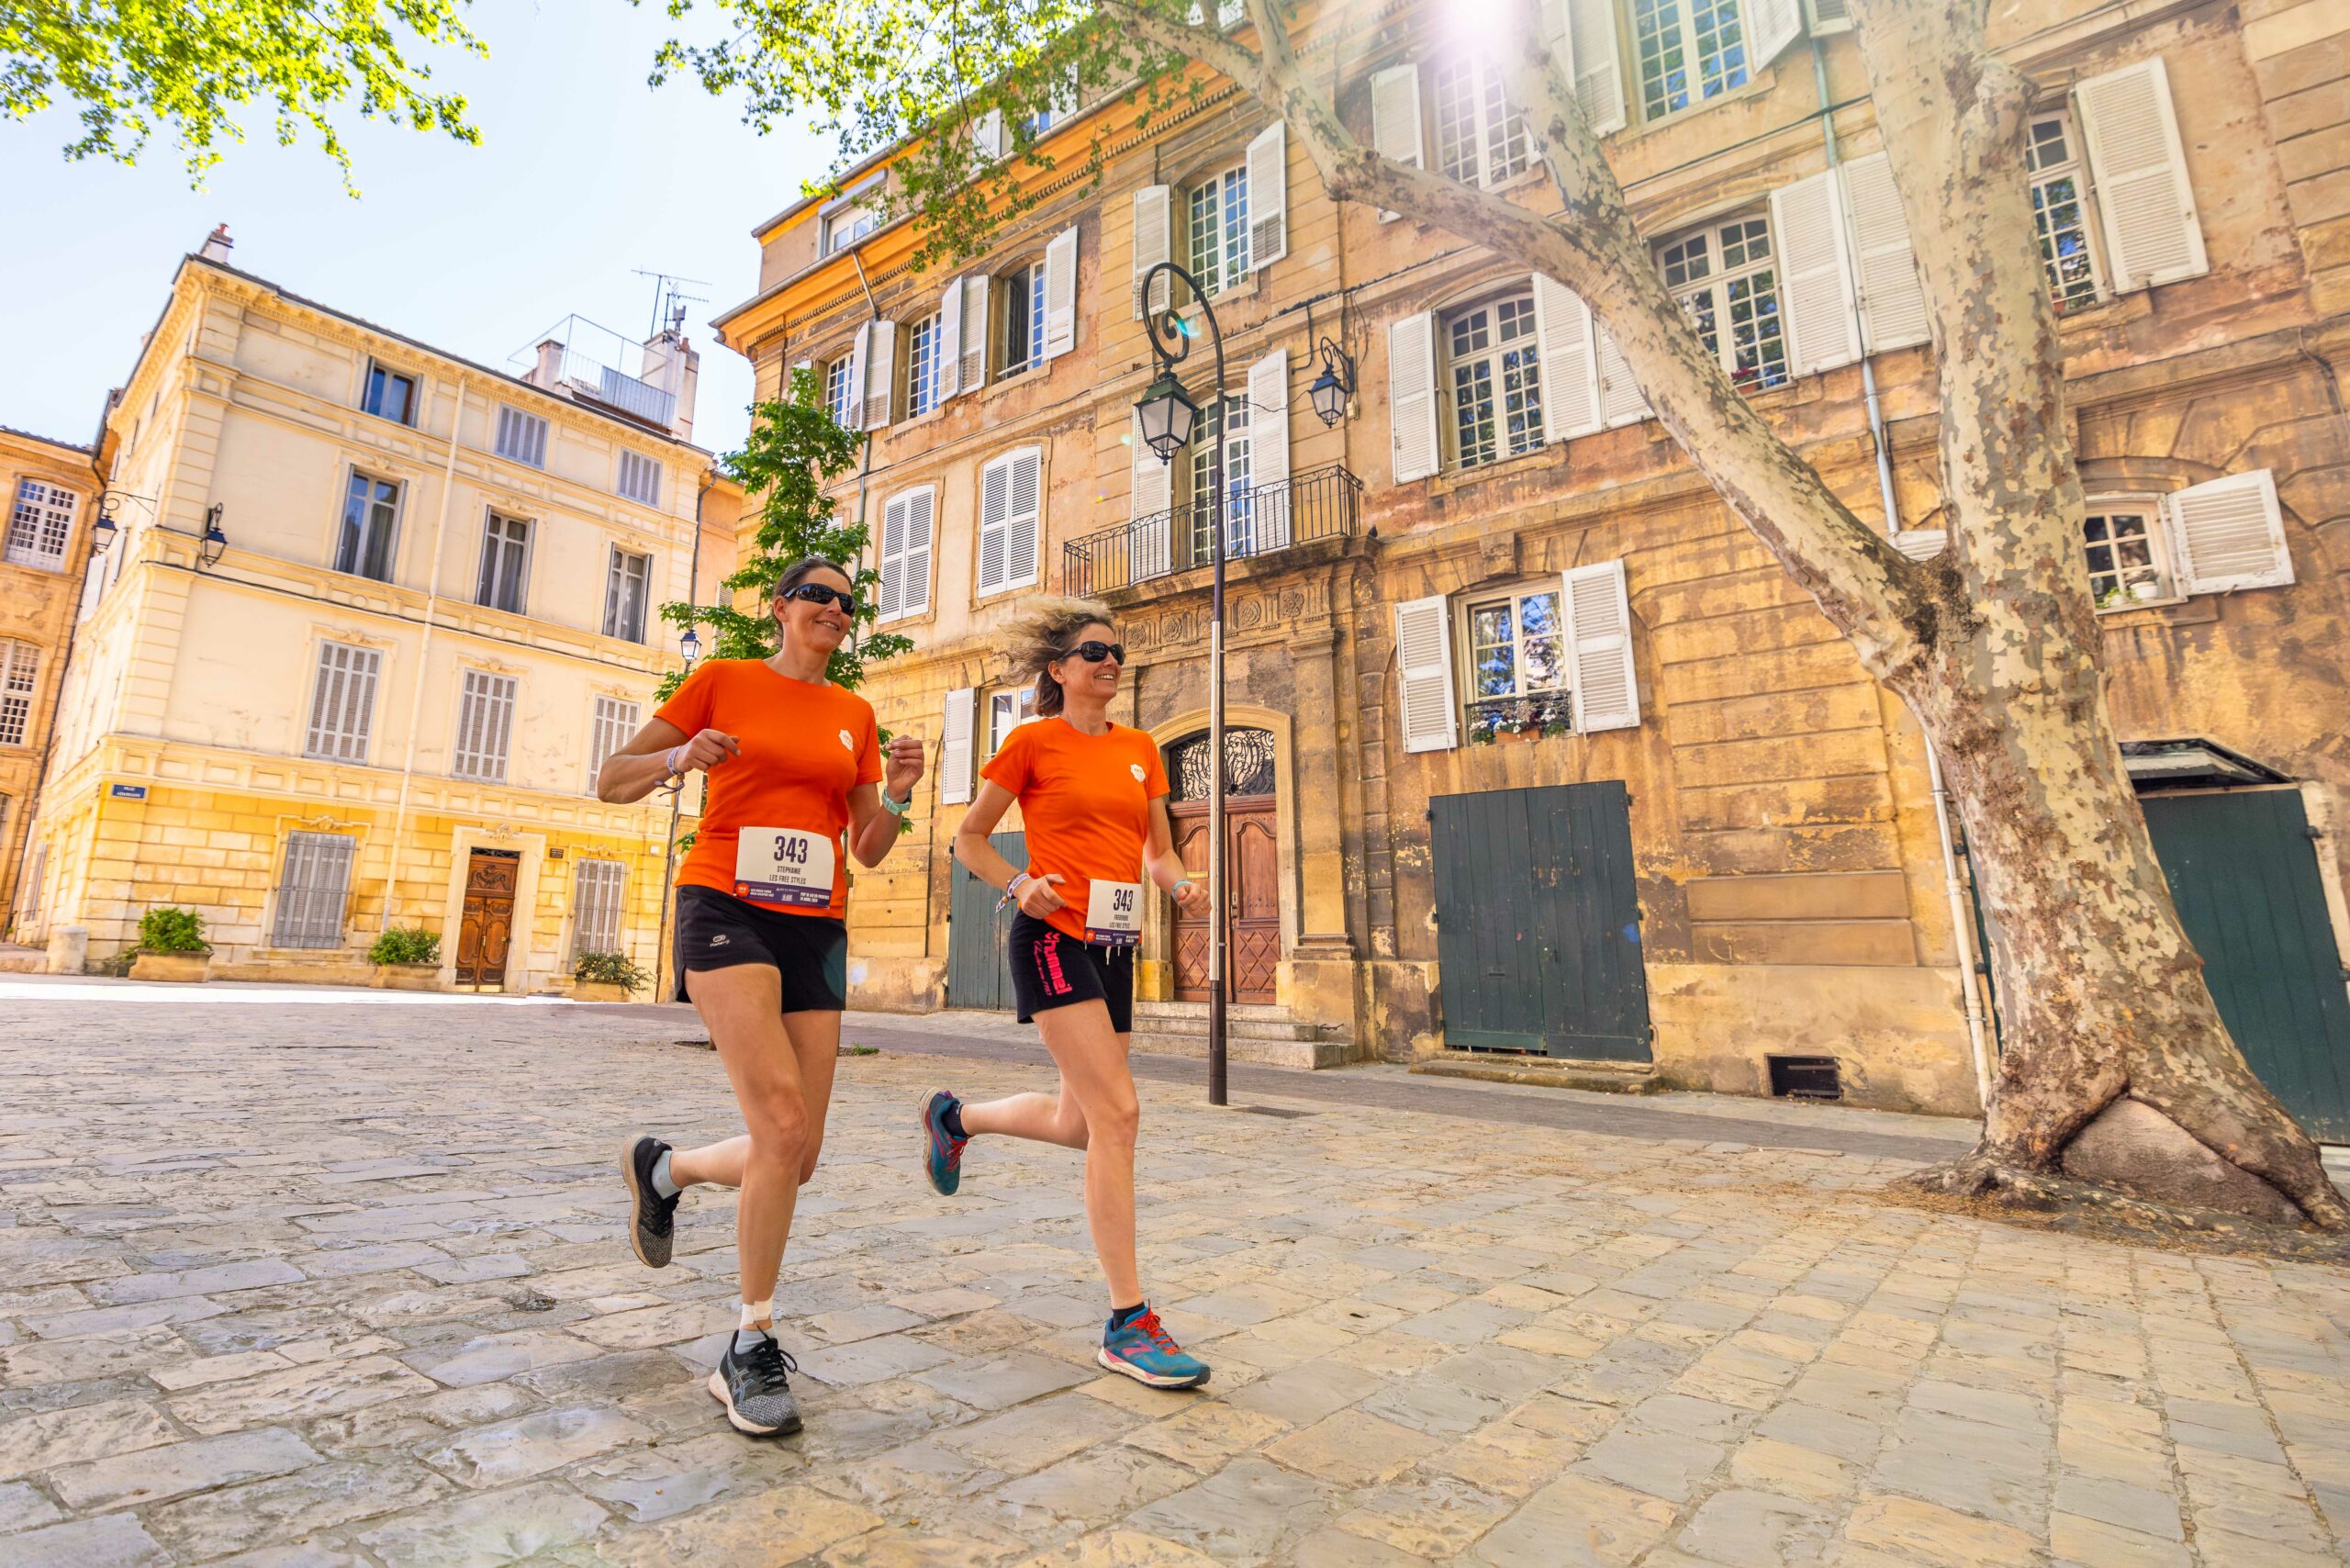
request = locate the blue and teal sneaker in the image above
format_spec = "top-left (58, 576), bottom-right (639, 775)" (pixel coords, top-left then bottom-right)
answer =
top-left (1098, 1307), bottom-right (1210, 1389)
top-left (918, 1089), bottom-right (967, 1196)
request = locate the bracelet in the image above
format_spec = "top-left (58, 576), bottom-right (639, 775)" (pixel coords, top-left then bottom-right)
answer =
top-left (995, 872), bottom-right (1030, 913)
top-left (1171, 879), bottom-right (1195, 900)
top-left (879, 787), bottom-right (912, 817)
top-left (663, 745), bottom-right (685, 779)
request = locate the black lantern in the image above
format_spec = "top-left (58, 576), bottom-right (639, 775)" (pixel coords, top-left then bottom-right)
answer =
top-left (89, 512), bottom-right (118, 554)
top-left (1135, 369), bottom-right (1201, 465)
top-left (1308, 336), bottom-right (1356, 430)
top-left (198, 504), bottom-right (228, 568)
top-left (679, 624), bottom-right (702, 665)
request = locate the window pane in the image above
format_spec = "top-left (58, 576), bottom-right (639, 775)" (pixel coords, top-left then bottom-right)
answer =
top-left (1635, 0), bottom-right (1692, 119)
top-left (1453, 360), bottom-right (1497, 469)
top-left (1434, 58), bottom-right (1483, 183)
top-left (1482, 57), bottom-right (1528, 182)
top-left (1691, 0), bottom-right (1748, 100)
top-left (1188, 177), bottom-right (1223, 295)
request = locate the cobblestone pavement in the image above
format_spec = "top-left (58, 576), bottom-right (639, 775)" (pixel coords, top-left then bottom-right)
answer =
top-left (4, 987), bottom-right (2348, 1566)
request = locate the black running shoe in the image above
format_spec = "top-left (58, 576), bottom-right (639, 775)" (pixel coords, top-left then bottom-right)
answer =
top-left (709, 1332), bottom-right (802, 1437)
top-left (619, 1133), bottom-right (679, 1269)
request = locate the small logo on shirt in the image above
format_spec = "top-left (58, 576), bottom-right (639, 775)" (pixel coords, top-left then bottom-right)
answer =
top-left (1129, 764), bottom-right (1146, 782)
top-left (838, 729), bottom-right (855, 753)
top-left (709, 934), bottom-right (731, 947)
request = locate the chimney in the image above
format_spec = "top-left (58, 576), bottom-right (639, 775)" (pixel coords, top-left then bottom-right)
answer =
top-left (638, 330), bottom-right (701, 443)
top-left (199, 224), bottom-right (233, 263)
top-left (530, 339), bottom-right (565, 390)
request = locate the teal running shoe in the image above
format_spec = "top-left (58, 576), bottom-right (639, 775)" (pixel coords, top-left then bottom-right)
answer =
top-left (1098, 1307), bottom-right (1210, 1389)
top-left (919, 1089), bottom-right (967, 1196)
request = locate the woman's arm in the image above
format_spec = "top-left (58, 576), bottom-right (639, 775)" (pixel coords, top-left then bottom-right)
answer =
top-left (595, 717), bottom-right (738, 803)
top-left (953, 780), bottom-right (1066, 917)
top-left (1145, 798), bottom-right (1208, 914)
top-left (846, 734), bottom-right (928, 867)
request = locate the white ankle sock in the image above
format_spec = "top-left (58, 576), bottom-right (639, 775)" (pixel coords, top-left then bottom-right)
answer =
top-left (739, 1298), bottom-right (773, 1331)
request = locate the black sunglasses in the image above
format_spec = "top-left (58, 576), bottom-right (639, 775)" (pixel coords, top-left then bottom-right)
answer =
top-left (784, 583), bottom-right (859, 616)
top-left (1064, 640), bottom-right (1125, 665)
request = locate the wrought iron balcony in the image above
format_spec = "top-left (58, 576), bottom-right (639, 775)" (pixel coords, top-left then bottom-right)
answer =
top-left (1063, 463), bottom-right (1363, 599)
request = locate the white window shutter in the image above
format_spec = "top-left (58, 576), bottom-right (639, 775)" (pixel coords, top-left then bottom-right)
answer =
top-left (902, 486), bottom-right (934, 614)
top-left (878, 491), bottom-right (908, 619)
top-left (1133, 185), bottom-right (1172, 318)
top-left (1750, 0), bottom-right (1803, 70)
top-left (2165, 470), bottom-right (2291, 594)
top-left (1542, 0), bottom-right (1572, 56)
top-left (1595, 324), bottom-right (1651, 427)
top-left (1806, 0), bottom-right (1853, 34)
top-left (960, 274), bottom-right (991, 393)
top-left (1531, 274), bottom-right (1602, 442)
top-left (1388, 311), bottom-right (1439, 484)
top-left (1248, 347), bottom-right (1292, 549)
top-left (1246, 122), bottom-right (1288, 269)
top-left (1840, 153), bottom-right (1930, 353)
top-left (862, 319), bottom-right (898, 429)
top-left (1043, 225), bottom-right (1080, 361)
top-left (974, 109), bottom-right (1005, 159)
top-left (978, 457), bottom-right (1010, 594)
top-left (940, 688), bottom-right (977, 805)
top-left (1771, 168), bottom-right (1862, 376)
top-left (1007, 447), bottom-right (1041, 588)
top-left (1393, 596), bottom-right (1458, 754)
top-left (1370, 65), bottom-right (1424, 221)
top-left (936, 277), bottom-right (965, 400)
top-left (1565, 0), bottom-right (1627, 135)
top-left (2075, 56), bottom-right (2207, 294)
top-left (1562, 558), bottom-right (1639, 732)
top-left (840, 326), bottom-right (868, 431)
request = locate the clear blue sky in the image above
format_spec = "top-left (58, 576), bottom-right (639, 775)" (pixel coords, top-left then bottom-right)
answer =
top-left (0, 1), bottom-right (837, 459)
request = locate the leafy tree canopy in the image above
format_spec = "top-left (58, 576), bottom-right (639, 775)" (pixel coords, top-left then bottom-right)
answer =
top-left (2, 0), bottom-right (485, 189)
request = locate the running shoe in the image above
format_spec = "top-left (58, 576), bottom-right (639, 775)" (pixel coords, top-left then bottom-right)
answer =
top-left (918, 1089), bottom-right (968, 1196)
top-left (709, 1332), bottom-right (802, 1437)
top-left (1098, 1308), bottom-right (1210, 1389)
top-left (619, 1133), bottom-right (679, 1269)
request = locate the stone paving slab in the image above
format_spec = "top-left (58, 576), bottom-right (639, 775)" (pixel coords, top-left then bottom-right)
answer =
top-left (0, 991), bottom-right (2346, 1565)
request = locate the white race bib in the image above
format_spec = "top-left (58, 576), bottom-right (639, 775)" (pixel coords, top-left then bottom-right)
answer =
top-left (1085, 879), bottom-right (1144, 947)
top-left (733, 827), bottom-right (837, 909)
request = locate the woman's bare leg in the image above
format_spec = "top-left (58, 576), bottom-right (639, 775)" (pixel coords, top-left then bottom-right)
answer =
top-left (997, 1001), bottom-right (1141, 1307)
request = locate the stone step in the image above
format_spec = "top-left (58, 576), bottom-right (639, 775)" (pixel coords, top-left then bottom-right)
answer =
top-left (1129, 1002), bottom-right (1345, 1043)
top-left (1410, 1050), bottom-right (1662, 1094)
top-left (1128, 1031), bottom-right (1354, 1070)
top-left (0, 947), bottom-right (46, 975)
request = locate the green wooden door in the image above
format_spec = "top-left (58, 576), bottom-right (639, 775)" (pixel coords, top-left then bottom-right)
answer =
top-left (946, 831), bottom-right (1027, 1012)
top-left (1431, 782), bottom-right (1651, 1061)
top-left (2143, 790), bottom-right (2350, 1141)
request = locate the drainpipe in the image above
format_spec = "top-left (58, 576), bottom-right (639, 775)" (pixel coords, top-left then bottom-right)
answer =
top-left (1811, 39), bottom-right (1994, 1106)
top-left (381, 370), bottom-right (467, 935)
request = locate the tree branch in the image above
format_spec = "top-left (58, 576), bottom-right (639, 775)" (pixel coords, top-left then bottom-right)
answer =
top-left (1092, 0), bottom-right (1270, 97)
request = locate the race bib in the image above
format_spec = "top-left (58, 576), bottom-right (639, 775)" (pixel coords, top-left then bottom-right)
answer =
top-left (734, 827), bottom-right (837, 909)
top-left (1085, 879), bottom-right (1144, 947)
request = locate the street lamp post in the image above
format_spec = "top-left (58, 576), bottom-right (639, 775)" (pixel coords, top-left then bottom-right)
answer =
top-left (1134, 260), bottom-right (1232, 1108)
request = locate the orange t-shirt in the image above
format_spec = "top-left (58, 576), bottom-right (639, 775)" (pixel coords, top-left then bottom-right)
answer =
top-left (981, 717), bottom-right (1169, 944)
top-left (656, 659), bottom-right (883, 919)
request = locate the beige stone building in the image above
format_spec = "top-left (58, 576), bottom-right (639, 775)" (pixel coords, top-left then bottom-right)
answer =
top-left (713, 0), bottom-right (2350, 1127)
top-left (15, 233), bottom-right (739, 990)
top-left (0, 424), bottom-right (101, 929)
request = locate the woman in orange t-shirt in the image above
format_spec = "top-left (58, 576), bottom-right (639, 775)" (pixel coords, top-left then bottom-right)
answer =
top-left (924, 598), bottom-right (1214, 1390)
top-left (595, 556), bottom-right (923, 1438)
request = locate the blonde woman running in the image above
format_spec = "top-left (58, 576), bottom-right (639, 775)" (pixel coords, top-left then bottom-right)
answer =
top-left (920, 598), bottom-right (1211, 1389)
top-left (599, 556), bottom-right (923, 1437)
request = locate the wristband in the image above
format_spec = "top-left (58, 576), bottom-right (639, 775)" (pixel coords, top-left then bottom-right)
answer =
top-left (1171, 879), bottom-right (1195, 901)
top-left (663, 745), bottom-right (685, 779)
top-left (996, 872), bottom-right (1030, 913)
top-left (879, 787), bottom-right (912, 817)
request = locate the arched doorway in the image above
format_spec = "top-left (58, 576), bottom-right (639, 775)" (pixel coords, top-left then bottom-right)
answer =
top-left (1166, 727), bottom-right (1279, 1003)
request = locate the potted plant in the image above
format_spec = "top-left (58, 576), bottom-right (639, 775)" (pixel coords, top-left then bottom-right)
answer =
top-left (368, 928), bottom-right (442, 990)
top-left (129, 907), bottom-right (212, 982)
top-left (572, 951), bottom-right (653, 1002)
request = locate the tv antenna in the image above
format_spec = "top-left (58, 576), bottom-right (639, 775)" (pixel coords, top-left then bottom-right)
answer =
top-left (632, 269), bottom-right (711, 340)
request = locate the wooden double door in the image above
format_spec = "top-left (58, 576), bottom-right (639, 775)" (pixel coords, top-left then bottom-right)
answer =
top-left (1170, 797), bottom-right (1279, 1003)
top-left (455, 848), bottom-right (519, 990)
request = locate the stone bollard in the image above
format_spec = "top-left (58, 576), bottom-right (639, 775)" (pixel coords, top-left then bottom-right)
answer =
top-left (48, 925), bottom-right (87, 976)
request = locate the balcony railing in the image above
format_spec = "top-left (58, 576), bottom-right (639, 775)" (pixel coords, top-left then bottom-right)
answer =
top-left (1063, 463), bottom-right (1363, 599)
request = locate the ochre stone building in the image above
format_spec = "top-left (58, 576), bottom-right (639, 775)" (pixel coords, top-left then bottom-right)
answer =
top-left (15, 236), bottom-right (738, 991)
top-left (712, 0), bottom-right (2350, 1124)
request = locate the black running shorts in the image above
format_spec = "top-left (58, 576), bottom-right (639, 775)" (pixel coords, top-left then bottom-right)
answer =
top-left (674, 884), bottom-right (848, 1013)
top-left (1008, 913), bottom-right (1135, 1033)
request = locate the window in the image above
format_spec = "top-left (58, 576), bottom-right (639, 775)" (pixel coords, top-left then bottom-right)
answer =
top-left (907, 312), bottom-right (945, 418)
top-left (1464, 586), bottom-right (1572, 737)
top-left (1658, 214), bottom-right (1789, 393)
top-left (335, 472), bottom-right (401, 581)
top-left (476, 513), bottom-right (532, 614)
top-left (604, 548), bottom-right (652, 642)
top-left (453, 670), bottom-right (518, 781)
top-left (1632, 0), bottom-right (1750, 121)
top-left (1186, 395), bottom-right (1252, 563)
top-left (2027, 116), bottom-right (2101, 315)
top-left (2083, 498), bottom-right (2174, 610)
top-left (1186, 163), bottom-right (1251, 297)
top-left (988, 688), bottom-right (1036, 755)
top-left (571, 858), bottom-right (627, 958)
top-left (823, 199), bottom-right (880, 255)
top-left (363, 362), bottom-right (419, 425)
top-left (7, 479), bottom-right (76, 570)
top-left (589, 696), bottom-right (641, 787)
top-left (0, 642), bottom-right (37, 746)
top-left (271, 832), bottom-right (356, 948)
top-left (1001, 261), bottom-right (1045, 376)
top-left (824, 355), bottom-right (856, 428)
top-left (616, 451), bottom-right (662, 507)
top-left (977, 447), bottom-right (1043, 595)
top-left (305, 641), bottom-right (381, 762)
top-left (1446, 295), bottom-right (1546, 469)
top-left (494, 405), bottom-right (548, 467)
top-left (1432, 56), bottom-right (1528, 188)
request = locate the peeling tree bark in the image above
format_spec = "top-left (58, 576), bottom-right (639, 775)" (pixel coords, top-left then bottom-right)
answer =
top-left (1097, 0), bottom-right (2347, 1228)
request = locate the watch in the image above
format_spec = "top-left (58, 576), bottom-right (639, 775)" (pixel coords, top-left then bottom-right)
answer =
top-left (879, 787), bottom-right (912, 817)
